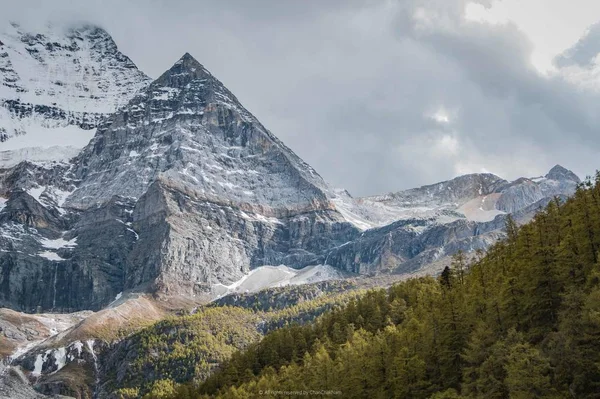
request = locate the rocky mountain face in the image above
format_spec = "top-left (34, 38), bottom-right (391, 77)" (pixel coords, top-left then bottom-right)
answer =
top-left (0, 51), bottom-right (360, 313)
top-left (328, 166), bottom-right (580, 274)
top-left (0, 22), bottom-right (150, 167)
top-left (0, 25), bottom-right (581, 314)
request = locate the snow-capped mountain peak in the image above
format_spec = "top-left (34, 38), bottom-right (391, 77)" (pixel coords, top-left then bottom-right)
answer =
top-left (0, 21), bottom-right (151, 168)
top-left (158, 52), bottom-right (215, 82)
top-left (0, 26), bottom-right (583, 321)
top-left (65, 52), bottom-right (333, 212)
top-left (332, 167), bottom-right (580, 231)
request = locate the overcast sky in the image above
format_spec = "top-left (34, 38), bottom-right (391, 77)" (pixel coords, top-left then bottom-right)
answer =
top-left (3, 0), bottom-right (600, 196)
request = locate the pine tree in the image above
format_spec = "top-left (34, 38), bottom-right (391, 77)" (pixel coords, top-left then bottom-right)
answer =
top-left (505, 341), bottom-right (554, 398)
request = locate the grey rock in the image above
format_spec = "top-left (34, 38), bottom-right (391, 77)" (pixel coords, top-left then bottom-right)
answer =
top-left (545, 164), bottom-right (581, 183)
top-left (366, 173), bottom-right (507, 208)
top-left (0, 53), bottom-right (359, 311)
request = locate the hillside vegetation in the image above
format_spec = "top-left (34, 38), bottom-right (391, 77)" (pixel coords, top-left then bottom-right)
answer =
top-left (163, 175), bottom-right (600, 398)
top-left (107, 284), bottom-right (363, 398)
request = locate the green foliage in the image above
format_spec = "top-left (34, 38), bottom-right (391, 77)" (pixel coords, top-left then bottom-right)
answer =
top-left (113, 387), bottom-right (140, 399)
top-left (143, 379), bottom-right (178, 399)
top-left (169, 177), bottom-right (600, 398)
top-left (107, 286), bottom-right (361, 397)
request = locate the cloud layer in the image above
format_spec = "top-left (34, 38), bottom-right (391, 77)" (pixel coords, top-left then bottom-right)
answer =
top-left (2, 0), bottom-right (600, 195)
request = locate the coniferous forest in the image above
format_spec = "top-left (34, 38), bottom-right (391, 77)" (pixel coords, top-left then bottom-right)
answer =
top-left (151, 176), bottom-right (600, 399)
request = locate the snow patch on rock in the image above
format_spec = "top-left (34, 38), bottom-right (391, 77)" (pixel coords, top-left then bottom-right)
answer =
top-left (40, 236), bottom-right (77, 250)
top-left (213, 264), bottom-right (344, 297)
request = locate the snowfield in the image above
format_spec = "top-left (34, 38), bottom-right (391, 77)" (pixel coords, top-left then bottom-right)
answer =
top-left (212, 264), bottom-right (345, 297)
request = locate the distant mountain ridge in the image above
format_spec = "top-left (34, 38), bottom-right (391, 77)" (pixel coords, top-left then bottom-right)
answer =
top-left (327, 164), bottom-right (578, 275)
top-left (334, 165), bottom-right (579, 228)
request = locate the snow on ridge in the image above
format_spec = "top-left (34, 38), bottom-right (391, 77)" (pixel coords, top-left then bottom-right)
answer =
top-left (0, 145), bottom-right (82, 169)
top-left (37, 236), bottom-right (77, 261)
top-left (457, 194), bottom-right (506, 223)
top-left (32, 351), bottom-right (48, 376)
top-left (25, 184), bottom-right (75, 211)
top-left (107, 291), bottom-right (124, 307)
top-left (53, 347), bottom-right (67, 374)
top-left (27, 187), bottom-right (45, 202)
top-left (332, 190), bottom-right (459, 232)
top-left (239, 210), bottom-right (284, 225)
top-left (0, 21), bottom-right (150, 113)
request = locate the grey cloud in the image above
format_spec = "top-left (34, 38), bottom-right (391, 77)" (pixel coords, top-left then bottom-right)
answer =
top-left (1, 0), bottom-right (599, 195)
top-left (555, 22), bottom-right (600, 68)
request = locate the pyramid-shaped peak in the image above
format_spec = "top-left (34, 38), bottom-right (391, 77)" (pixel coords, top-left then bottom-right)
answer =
top-left (545, 165), bottom-right (580, 183)
top-left (146, 52), bottom-right (248, 118)
top-left (177, 52), bottom-right (205, 68)
top-left (180, 52), bottom-right (199, 63)
top-left (157, 52), bottom-right (214, 82)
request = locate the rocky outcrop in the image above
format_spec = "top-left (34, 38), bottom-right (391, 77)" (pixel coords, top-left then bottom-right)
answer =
top-left (545, 164), bottom-right (581, 183)
top-left (15, 340), bottom-right (103, 398)
top-left (0, 189), bottom-right (138, 312)
top-left (125, 177), bottom-right (358, 297)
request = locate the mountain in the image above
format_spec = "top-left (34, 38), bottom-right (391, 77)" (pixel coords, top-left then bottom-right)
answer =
top-left (65, 52), bottom-right (360, 297)
top-left (0, 44), bottom-right (580, 312)
top-left (179, 175), bottom-right (600, 399)
top-left (0, 51), bottom-right (359, 313)
top-left (327, 166), bottom-right (579, 274)
top-left (0, 22), bottom-right (150, 167)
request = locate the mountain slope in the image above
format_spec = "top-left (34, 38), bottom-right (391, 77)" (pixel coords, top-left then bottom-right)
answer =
top-left (0, 52), bottom-right (359, 312)
top-left (325, 165), bottom-right (579, 275)
top-left (67, 53), bottom-right (333, 210)
top-left (65, 52), bottom-right (359, 296)
top-left (0, 22), bottom-right (151, 167)
top-left (334, 165), bottom-right (579, 230)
